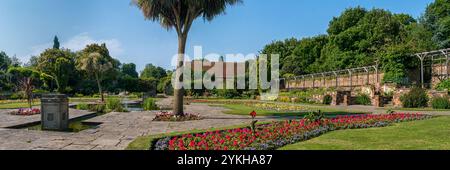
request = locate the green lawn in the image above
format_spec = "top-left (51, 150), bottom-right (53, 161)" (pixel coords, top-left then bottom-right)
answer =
top-left (213, 104), bottom-right (364, 117)
top-left (0, 102), bottom-right (40, 109)
top-left (280, 116), bottom-right (450, 150)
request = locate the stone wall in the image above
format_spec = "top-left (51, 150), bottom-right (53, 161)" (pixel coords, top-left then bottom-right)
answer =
top-left (286, 72), bottom-right (383, 89)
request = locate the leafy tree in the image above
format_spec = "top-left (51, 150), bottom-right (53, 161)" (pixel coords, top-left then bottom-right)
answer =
top-left (260, 38), bottom-right (300, 74)
top-left (422, 0), bottom-right (450, 48)
top-left (282, 35), bottom-right (328, 75)
top-left (134, 0), bottom-right (242, 116)
top-left (77, 44), bottom-right (114, 102)
top-left (122, 63), bottom-right (139, 78)
top-left (36, 48), bottom-right (76, 93)
top-left (7, 67), bottom-right (41, 108)
top-left (140, 63), bottom-right (167, 80)
top-left (0, 51), bottom-right (12, 71)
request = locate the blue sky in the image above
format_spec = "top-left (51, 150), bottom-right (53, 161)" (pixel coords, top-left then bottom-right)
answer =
top-left (0, 0), bottom-right (435, 72)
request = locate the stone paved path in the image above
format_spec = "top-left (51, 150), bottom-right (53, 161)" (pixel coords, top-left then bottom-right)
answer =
top-left (0, 109), bottom-right (95, 128)
top-left (0, 98), bottom-right (276, 150)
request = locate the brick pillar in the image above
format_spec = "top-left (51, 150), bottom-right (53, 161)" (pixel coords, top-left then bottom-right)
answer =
top-left (342, 95), bottom-right (350, 106)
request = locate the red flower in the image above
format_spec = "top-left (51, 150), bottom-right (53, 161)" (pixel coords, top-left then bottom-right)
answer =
top-left (250, 110), bottom-right (257, 118)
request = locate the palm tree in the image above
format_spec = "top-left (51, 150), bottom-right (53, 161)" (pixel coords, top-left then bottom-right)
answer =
top-left (77, 52), bottom-right (113, 102)
top-left (133, 0), bottom-right (242, 116)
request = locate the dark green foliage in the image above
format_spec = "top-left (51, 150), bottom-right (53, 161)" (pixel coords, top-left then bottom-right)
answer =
top-left (157, 75), bottom-right (173, 95)
top-left (304, 110), bottom-right (325, 124)
top-left (323, 95), bottom-right (332, 105)
top-left (431, 96), bottom-right (450, 109)
top-left (215, 89), bottom-right (241, 99)
top-left (53, 36), bottom-right (60, 49)
top-left (143, 98), bottom-right (158, 111)
top-left (0, 51), bottom-right (11, 71)
top-left (87, 103), bottom-right (107, 113)
top-left (355, 94), bottom-right (372, 105)
top-left (37, 48), bottom-right (76, 93)
top-left (76, 103), bottom-right (89, 110)
top-left (122, 63), bottom-right (139, 78)
top-left (261, 6), bottom-right (437, 83)
top-left (401, 87), bottom-right (429, 108)
top-left (106, 98), bottom-right (126, 112)
top-left (140, 64), bottom-right (167, 80)
top-left (436, 79), bottom-right (450, 91)
top-left (422, 0), bottom-right (450, 48)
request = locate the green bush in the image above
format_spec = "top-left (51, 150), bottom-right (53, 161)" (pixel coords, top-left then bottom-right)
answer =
top-left (143, 98), bottom-right (158, 111)
top-left (355, 94), bottom-right (372, 105)
top-left (431, 96), bottom-right (450, 109)
top-left (89, 104), bottom-right (107, 113)
top-left (106, 98), bottom-right (125, 112)
top-left (76, 103), bottom-right (89, 110)
top-left (74, 93), bottom-right (84, 97)
top-left (9, 93), bottom-right (23, 100)
top-left (323, 95), bottom-right (332, 105)
top-left (401, 87), bottom-right (429, 108)
top-left (436, 79), bottom-right (450, 92)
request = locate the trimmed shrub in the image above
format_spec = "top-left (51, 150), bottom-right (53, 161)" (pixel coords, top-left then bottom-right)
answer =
top-left (143, 98), bottom-right (158, 111)
top-left (431, 96), bottom-right (450, 109)
top-left (355, 94), bottom-right (371, 105)
top-left (400, 87), bottom-right (429, 108)
top-left (323, 95), bottom-right (332, 105)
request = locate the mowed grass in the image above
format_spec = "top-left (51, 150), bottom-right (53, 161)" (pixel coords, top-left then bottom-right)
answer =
top-left (214, 104), bottom-right (364, 117)
top-left (0, 101), bottom-right (40, 109)
top-left (280, 116), bottom-right (450, 150)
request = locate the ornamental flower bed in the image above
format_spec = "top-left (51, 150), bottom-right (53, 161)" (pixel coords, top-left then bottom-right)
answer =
top-left (9, 108), bottom-right (41, 116)
top-left (153, 111), bottom-right (202, 122)
top-left (244, 103), bottom-right (306, 112)
top-left (152, 113), bottom-right (432, 150)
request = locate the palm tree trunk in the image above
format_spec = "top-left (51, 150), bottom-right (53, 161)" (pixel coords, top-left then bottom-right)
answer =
top-left (173, 35), bottom-right (187, 116)
top-left (96, 73), bottom-right (104, 102)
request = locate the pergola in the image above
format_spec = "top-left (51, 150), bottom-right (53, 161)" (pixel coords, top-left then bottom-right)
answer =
top-left (415, 48), bottom-right (450, 88)
top-left (281, 65), bottom-right (379, 90)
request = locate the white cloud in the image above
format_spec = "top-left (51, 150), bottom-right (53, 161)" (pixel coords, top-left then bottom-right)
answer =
top-left (62, 33), bottom-right (124, 56)
top-left (29, 32), bottom-right (124, 58)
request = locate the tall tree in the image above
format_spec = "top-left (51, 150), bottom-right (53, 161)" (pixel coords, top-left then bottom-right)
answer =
top-left (77, 44), bottom-right (114, 102)
top-left (122, 63), bottom-right (139, 78)
top-left (53, 36), bottom-right (60, 49)
top-left (422, 0), bottom-right (450, 48)
top-left (141, 63), bottom-right (167, 80)
top-left (0, 51), bottom-right (11, 71)
top-left (133, 0), bottom-right (242, 115)
top-left (36, 48), bottom-right (75, 93)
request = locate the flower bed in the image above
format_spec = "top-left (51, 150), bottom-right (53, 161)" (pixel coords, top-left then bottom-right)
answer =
top-left (152, 113), bottom-right (432, 150)
top-left (244, 103), bottom-right (306, 112)
top-left (9, 108), bottom-right (41, 116)
top-left (153, 112), bottom-right (202, 122)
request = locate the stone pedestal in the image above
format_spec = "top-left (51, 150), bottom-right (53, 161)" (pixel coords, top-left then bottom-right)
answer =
top-left (342, 95), bottom-right (350, 106)
top-left (41, 94), bottom-right (69, 131)
top-left (372, 95), bottom-right (383, 107)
